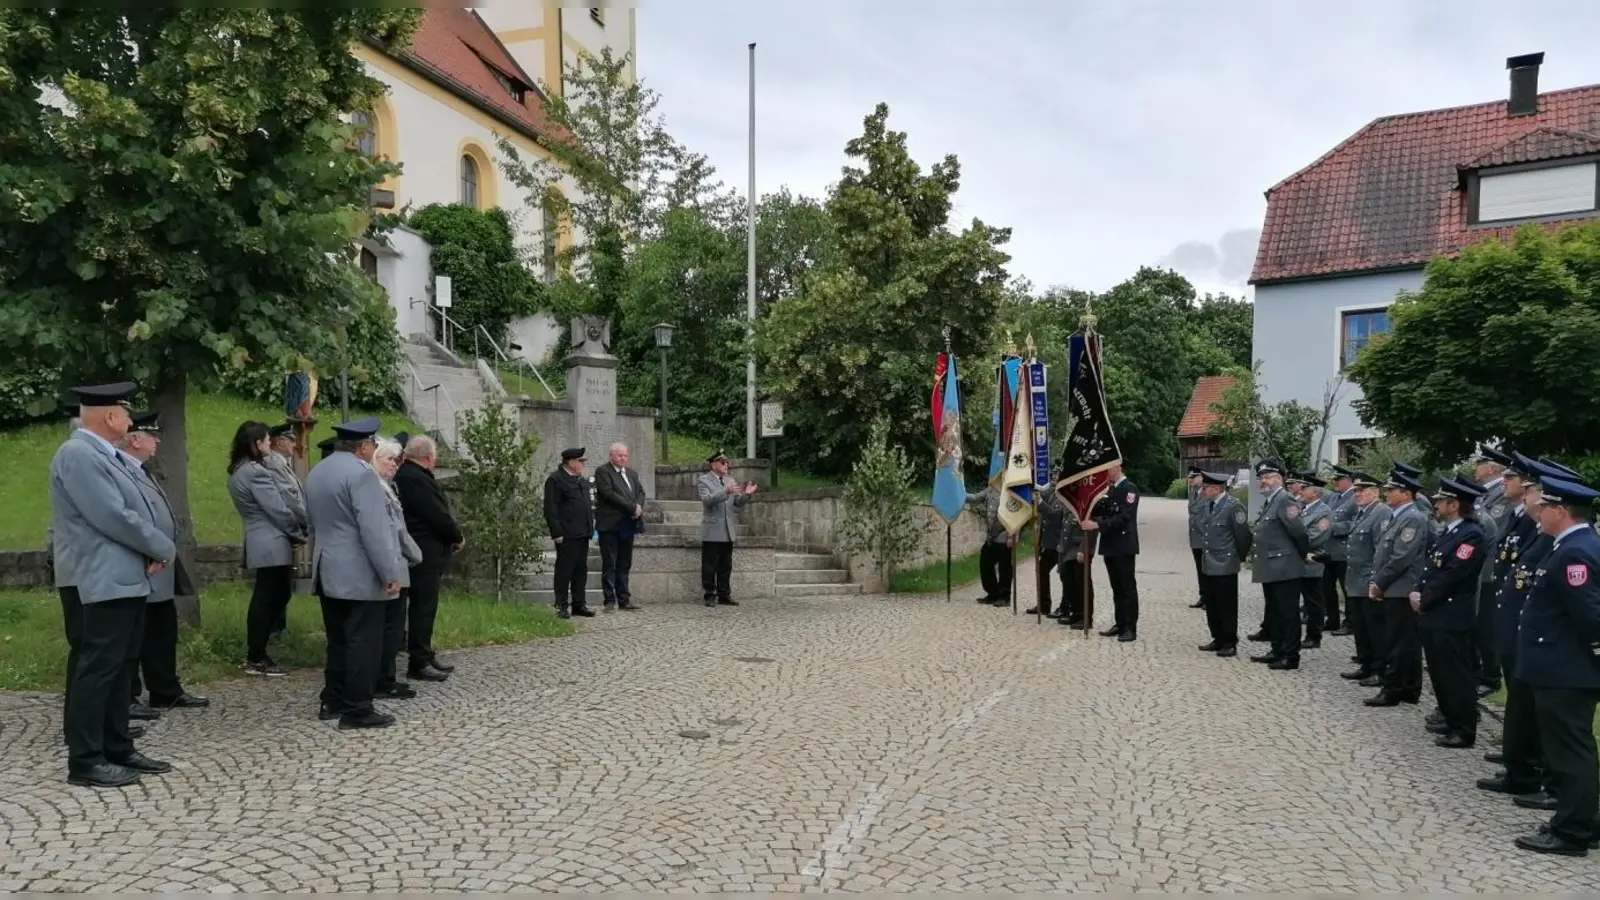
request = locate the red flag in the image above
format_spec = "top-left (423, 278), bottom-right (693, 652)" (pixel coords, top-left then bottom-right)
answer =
top-left (932, 352), bottom-right (948, 439)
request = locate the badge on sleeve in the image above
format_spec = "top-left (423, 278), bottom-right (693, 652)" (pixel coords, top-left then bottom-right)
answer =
top-left (1568, 564), bottom-right (1590, 587)
top-left (1125, 492), bottom-right (1136, 504)
top-left (1315, 517), bottom-right (1330, 532)
top-left (1455, 544), bottom-right (1474, 560)
top-left (1286, 504), bottom-right (1300, 517)
top-left (1399, 527), bottom-right (1417, 542)
top-left (1234, 509), bottom-right (1247, 524)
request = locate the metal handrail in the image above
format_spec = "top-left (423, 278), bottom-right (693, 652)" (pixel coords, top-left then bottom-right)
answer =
top-left (402, 358), bottom-right (466, 456)
top-left (474, 323), bottom-right (559, 400)
top-left (424, 303), bottom-right (467, 354)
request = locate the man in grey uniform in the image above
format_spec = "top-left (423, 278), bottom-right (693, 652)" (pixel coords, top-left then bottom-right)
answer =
top-left (965, 484), bottom-right (1012, 606)
top-left (698, 451), bottom-right (755, 607)
top-left (1250, 459), bottom-right (1311, 670)
top-left (1197, 471), bottom-right (1252, 656)
top-left (1290, 472), bottom-right (1334, 649)
top-left (50, 382), bottom-right (176, 788)
top-left (1186, 466), bottom-right (1207, 608)
top-left (1337, 472), bottom-right (1385, 683)
top-left (305, 417), bottom-right (405, 730)
top-left (1471, 445), bottom-right (1515, 694)
top-left (1325, 466), bottom-right (1358, 635)
top-left (1365, 468), bottom-right (1430, 707)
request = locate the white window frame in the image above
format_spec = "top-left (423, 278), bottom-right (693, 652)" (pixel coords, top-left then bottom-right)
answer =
top-left (1476, 162), bottom-right (1599, 224)
top-left (1333, 304), bottom-right (1392, 372)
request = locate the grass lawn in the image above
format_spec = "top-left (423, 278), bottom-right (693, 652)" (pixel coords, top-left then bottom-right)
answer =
top-left (1482, 685), bottom-right (1600, 740)
top-left (486, 359), bottom-right (559, 400)
top-left (890, 533), bottom-right (1037, 594)
top-left (0, 581), bottom-right (572, 693)
top-left (655, 430), bottom-right (840, 493)
top-left (0, 391), bottom-right (421, 551)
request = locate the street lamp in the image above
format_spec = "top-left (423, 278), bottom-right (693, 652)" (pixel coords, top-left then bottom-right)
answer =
top-left (654, 322), bottom-right (675, 462)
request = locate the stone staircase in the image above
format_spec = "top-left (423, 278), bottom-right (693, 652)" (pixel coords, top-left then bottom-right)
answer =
top-left (401, 340), bottom-right (490, 456)
top-left (775, 552), bottom-right (860, 599)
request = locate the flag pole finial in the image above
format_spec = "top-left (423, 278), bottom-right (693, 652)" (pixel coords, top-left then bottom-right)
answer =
top-left (1024, 333), bottom-right (1037, 361)
top-left (942, 325), bottom-right (952, 354)
top-left (1004, 330), bottom-right (1017, 357)
top-left (1080, 297), bottom-right (1097, 330)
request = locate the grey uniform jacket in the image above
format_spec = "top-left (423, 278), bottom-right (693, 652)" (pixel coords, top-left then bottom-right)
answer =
top-left (1200, 494), bottom-right (1253, 576)
top-left (126, 455), bottom-right (180, 603)
top-left (263, 452), bottom-right (309, 531)
top-left (306, 451), bottom-right (406, 602)
top-left (1340, 502), bottom-right (1384, 597)
top-left (1251, 488), bottom-right (1311, 584)
top-left (1057, 513), bottom-right (1086, 559)
top-left (48, 430), bottom-right (177, 605)
top-left (1187, 485), bottom-right (1206, 550)
top-left (228, 459), bottom-right (307, 569)
top-left (965, 487), bottom-right (1008, 544)
top-left (1327, 488), bottom-right (1356, 563)
top-left (1300, 496), bottom-right (1334, 579)
top-left (1475, 479), bottom-right (1512, 584)
top-left (1370, 503), bottom-right (1428, 598)
top-left (384, 484), bottom-right (423, 587)
top-left (698, 472), bottom-right (748, 543)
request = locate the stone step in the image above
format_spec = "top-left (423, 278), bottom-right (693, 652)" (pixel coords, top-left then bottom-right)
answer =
top-left (650, 523), bottom-right (753, 539)
top-left (661, 511), bottom-right (703, 525)
top-left (651, 500), bottom-right (702, 514)
top-left (776, 582), bottom-right (863, 599)
top-left (775, 552), bottom-right (838, 571)
top-left (775, 568), bottom-right (851, 585)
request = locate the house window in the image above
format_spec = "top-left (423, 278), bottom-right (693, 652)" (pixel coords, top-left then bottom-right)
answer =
top-left (590, 6), bottom-right (605, 25)
top-left (491, 70), bottom-right (526, 103)
top-left (1338, 437), bottom-right (1376, 465)
top-left (358, 248), bottom-right (379, 282)
top-left (460, 154), bottom-right (480, 208)
top-left (1340, 308), bottom-right (1389, 368)
top-left (540, 196), bottom-right (559, 281)
top-left (350, 109), bottom-right (376, 159)
top-left (1474, 162), bottom-right (1599, 223)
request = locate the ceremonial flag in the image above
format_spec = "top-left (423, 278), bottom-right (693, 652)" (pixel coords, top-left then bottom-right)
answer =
top-left (1027, 360), bottom-right (1050, 490)
top-left (988, 356), bottom-right (1021, 486)
top-left (998, 369), bottom-right (1035, 534)
top-left (1055, 324), bottom-right (1122, 524)
top-left (930, 353), bottom-right (965, 523)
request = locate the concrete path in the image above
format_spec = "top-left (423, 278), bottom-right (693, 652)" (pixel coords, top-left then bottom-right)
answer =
top-left (0, 498), bottom-right (1587, 891)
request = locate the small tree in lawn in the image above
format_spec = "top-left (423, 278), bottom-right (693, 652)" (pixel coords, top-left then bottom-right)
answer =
top-left (453, 401), bottom-right (546, 601)
top-left (837, 417), bottom-right (929, 589)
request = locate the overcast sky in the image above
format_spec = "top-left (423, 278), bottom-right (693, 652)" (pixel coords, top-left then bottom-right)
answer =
top-left (637, 0), bottom-right (1600, 299)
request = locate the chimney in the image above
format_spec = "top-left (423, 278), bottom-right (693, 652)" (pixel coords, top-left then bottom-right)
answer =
top-left (1507, 52), bottom-right (1544, 117)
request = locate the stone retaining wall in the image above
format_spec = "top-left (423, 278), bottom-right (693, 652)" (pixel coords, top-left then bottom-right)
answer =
top-left (654, 458), bottom-right (771, 501)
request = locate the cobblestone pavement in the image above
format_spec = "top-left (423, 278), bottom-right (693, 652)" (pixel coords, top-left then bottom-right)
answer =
top-left (1, 498), bottom-right (1592, 892)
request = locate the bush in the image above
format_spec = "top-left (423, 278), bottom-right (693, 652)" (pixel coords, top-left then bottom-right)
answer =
top-left (1164, 478), bottom-right (1190, 499)
top-left (406, 204), bottom-right (541, 344)
top-left (217, 292), bottom-right (403, 411)
top-left (452, 398), bottom-right (546, 600)
top-left (0, 366), bottom-right (66, 428)
top-left (837, 417), bottom-right (928, 586)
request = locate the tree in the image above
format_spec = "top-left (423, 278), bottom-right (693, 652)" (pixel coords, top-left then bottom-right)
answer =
top-left (452, 399), bottom-right (546, 601)
top-left (1207, 363), bottom-right (1322, 467)
top-left (0, 8), bottom-right (421, 618)
top-left (836, 417), bottom-right (928, 587)
top-left (1190, 293), bottom-right (1253, 371)
top-left (761, 104), bottom-right (1012, 476)
top-left (407, 204), bottom-right (541, 345)
top-left (1348, 223), bottom-right (1600, 464)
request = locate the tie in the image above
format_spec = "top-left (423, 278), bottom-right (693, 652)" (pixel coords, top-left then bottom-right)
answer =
top-left (1209, 500), bottom-right (1215, 514)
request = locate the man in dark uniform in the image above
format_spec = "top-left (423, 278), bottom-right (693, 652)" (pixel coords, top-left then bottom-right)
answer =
top-left (1290, 471), bottom-right (1333, 649)
top-left (1250, 459), bottom-right (1310, 670)
top-left (1511, 475), bottom-right (1600, 856)
top-left (543, 447), bottom-right (596, 619)
top-left (1325, 466), bottom-right (1358, 634)
top-left (1471, 445), bottom-right (1515, 696)
top-left (1084, 464), bottom-right (1140, 641)
top-left (1365, 469), bottom-right (1429, 707)
top-left (1413, 477), bottom-right (1487, 749)
top-left (1197, 471), bottom-right (1251, 657)
top-left (1056, 509), bottom-right (1092, 627)
top-left (1186, 466), bottom-right (1206, 609)
top-left (1337, 472), bottom-right (1385, 683)
top-left (1027, 478), bottom-right (1065, 616)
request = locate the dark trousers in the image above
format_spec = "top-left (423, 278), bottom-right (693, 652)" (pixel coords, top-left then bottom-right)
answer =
top-left (246, 565), bottom-right (293, 662)
top-left (1264, 580), bottom-right (1301, 662)
top-left (553, 538), bottom-right (590, 611)
top-left (60, 587), bottom-right (83, 745)
top-left (376, 591), bottom-right (407, 690)
top-left (1035, 548), bottom-right (1060, 614)
top-left (1365, 596), bottom-right (1391, 676)
top-left (318, 596), bottom-right (385, 717)
top-left (1421, 628), bottom-right (1478, 738)
top-left (1474, 582), bottom-right (1500, 688)
top-left (599, 531), bottom-right (635, 606)
top-left (978, 542), bottom-right (1011, 601)
top-left (1202, 572), bottom-right (1239, 646)
top-left (1299, 576), bottom-right (1324, 642)
top-left (1191, 548), bottom-right (1205, 604)
top-left (1104, 554), bottom-right (1139, 632)
top-left (700, 540), bottom-right (734, 601)
top-left (1058, 557), bottom-right (1092, 620)
top-left (1500, 660), bottom-right (1549, 794)
top-left (1348, 584), bottom-right (1374, 669)
top-left (1531, 686), bottom-right (1600, 846)
top-left (407, 563), bottom-right (445, 667)
top-left (130, 598), bottom-right (182, 704)
top-left (1322, 562), bottom-right (1346, 629)
top-left (65, 595), bottom-right (145, 771)
top-left (1381, 595), bottom-right (1422, 698)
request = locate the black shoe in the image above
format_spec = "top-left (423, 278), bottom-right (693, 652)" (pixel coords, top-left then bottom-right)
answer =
top-left (377, 684), bottom-right (417, 700)
top-left (1247, 630), bottom-right (1268, 642)
top-left (1299, 639), bottom-right (1321, 650)
top-left (1425, 721), bottom-right (1450, 735)
top-left (407, 665), bottom-right (449, 683)
top-left (603, 601), bottom-right (617, 611)
top-left (1513, 791), bottom-right (1559, 811)
top-left (1249, 653), bottom-right (1278, 664)
top-left (1198, 641), bottom-right (1221, 652)
top-left (1268, 658), bottom-right (1299, 670)
top-left (1426, 709), bottom-right (1445, 724)
top-left (1364, 691), bottom-right (1400, 707)
top-left (1350, 654), bottom-right (1361, 663)
top-left (429, 658), bottom-right (456, 673)
top-left (1330, 627), bottom-right (1352, 636)
top-left (129, 701), bottom-right (161, 721)
top-left (1189, 599), bottom-right (1205, 609)
top-left (243, 659), bottom-right (288, 677)
top-left (1216, 645), bottom-right (1238, 658)
top-left (974, 594), bottom-right (990, 604)
top-left (67, 763), bottom-right (141, 788)
top-left (1484, 751), bottom-right (1505, 764)
top-left (1118, 630), bottom-right (1137, 642)
top-left (704, 597), bottom-right (717, 607)
top-left (1435, 732), bottom-right (1475, 748)
top-left (157, 693), bottom-right (210, 709)
top-left (1059, 615), bottom-right (1082, 627)
top-left (1024, 606), bottom-right (1040, 615)
top-left (618, 602), bottom-right (641, 611)
top-left (556, 607), bottom-right (572, 619)
top-left (110, 751), bottom-right (173, 774)
top-left (1358, 675), bottom-right (1383, 688)
top-left (338, 711), bottom-right (397, 730)
top-left (1478, 776), bottom-right (1539, 795)
top-left (1099, 626), bottom-right (1123, 637)
top-left (1514, 829), bottom-right (1589, 856)
top-left (572, 606), bottom-right (597, 617)
top-left (1399, 694), bottom-right (1420, 704)
top-left (318, 704), bottom-right (340, 721)
top-left (1340, 669), bottom-right (1372, 680)
top-left (717, 598), bottom-right (739, 606)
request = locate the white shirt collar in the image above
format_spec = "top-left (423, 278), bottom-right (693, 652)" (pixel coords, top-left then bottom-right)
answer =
top-left (75, 427), bottom-right (117, 457)
top-left (1554, 523), bottom-right (1589, 546)
top-left (1482, 476), bottom-right (1505, 490)
top-left (1444, 517), bottom-right (1462, 532)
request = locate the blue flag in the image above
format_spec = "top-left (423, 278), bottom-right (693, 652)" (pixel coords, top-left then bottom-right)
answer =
top-left (931, 353), bottom-right (964, 522)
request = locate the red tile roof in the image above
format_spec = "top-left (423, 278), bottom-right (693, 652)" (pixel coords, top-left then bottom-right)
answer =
top-left (1177, 375), bottom-right (1237, 438)
top-left (376, 8), bottom-right (569, 146)
top-left (1250, 84), bottom-right (1600, 284)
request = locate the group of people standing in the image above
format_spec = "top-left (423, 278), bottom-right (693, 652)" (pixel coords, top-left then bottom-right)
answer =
top-left (1187, 449), bottom-right (1600, 857)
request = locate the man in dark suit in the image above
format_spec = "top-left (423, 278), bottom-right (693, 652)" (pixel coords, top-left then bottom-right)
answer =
top-left (393, 434), bottom-right (463, 681)
top-left (1084, 463), bottom-right (1141, 641)
top-left (543, 447), bottom-right (596, 619)
top-left (594, 442), bottom-right (647, 611)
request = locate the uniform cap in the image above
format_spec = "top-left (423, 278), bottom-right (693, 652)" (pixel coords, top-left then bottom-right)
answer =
top-left (1199, 471), bottom-right (1230, 486)
top-left (1349, 471), bottom-right (1380, 488)
top-left (268, 422), bottom-right (294, 439)
top-left (1537, 476), bottom-right (1600, 507)
top-left (1330, 464), bottom-right (1357, 479)
top-left (1255, 459), bottom-right (1284, 477)
top-left (129, 411), bottom-right (160, 434)
top-left (1474, 445), bottom-right (1513, 467)
top-left (331, 417), bottom-right (381, 440)
top-left (1287, 470), bottom-right (1325, 488)
top-left (1186, 465), bottom-right (1204, 476)
top-left (1392, 461), bottom-right (1423, 478)
top-left (561, 447), bottom-right (586, 461)
top-left (69, 381), bottom-right (138, 408)
top-left (1431, 476), bottom-right (1486, 503)
top-left (708, 450), bottom-right (729, 464)
top-left (316, 437), bottom-right (337, 460)
top-left (1384, 471), bottom-right (1423, 493)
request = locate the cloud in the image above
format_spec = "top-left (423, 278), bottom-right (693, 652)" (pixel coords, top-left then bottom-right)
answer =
top-left (1159, 228), bottom-right (1262, 292)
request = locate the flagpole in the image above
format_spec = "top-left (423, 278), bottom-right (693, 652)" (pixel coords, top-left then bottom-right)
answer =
top-left (1033, 497), bottom-right (1042, 624)
top-left (1080, 314), bottom-right (1101, 635)
top-left (942, 327), bottom-right (954, 603)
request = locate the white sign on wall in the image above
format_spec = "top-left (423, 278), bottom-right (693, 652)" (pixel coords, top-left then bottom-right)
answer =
top-left (435, 275), bottom-right (453, 309)
top-left (760, 402), bottom-right (785, 438)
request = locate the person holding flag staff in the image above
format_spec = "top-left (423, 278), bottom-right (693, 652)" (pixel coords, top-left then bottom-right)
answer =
top-left (1054, 307), bottom-right (1125, 635)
